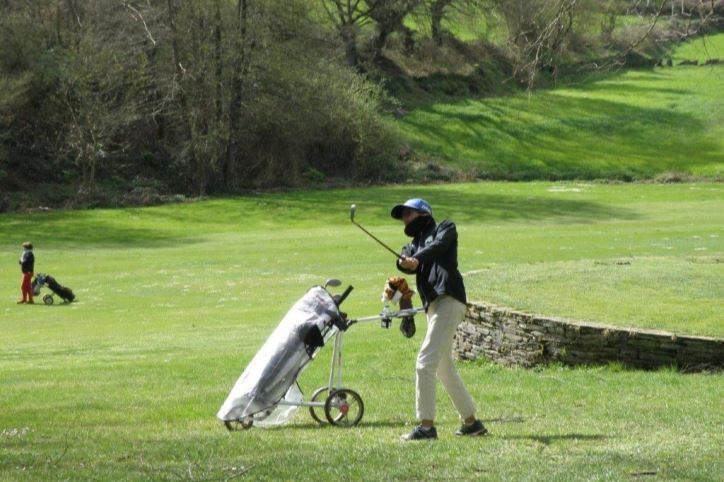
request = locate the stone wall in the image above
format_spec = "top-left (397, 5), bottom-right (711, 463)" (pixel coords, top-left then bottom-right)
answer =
top-left (454, 301), bottom-right (724, 371)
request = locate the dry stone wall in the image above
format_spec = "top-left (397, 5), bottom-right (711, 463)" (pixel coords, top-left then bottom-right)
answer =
top-left (454, 302), bottom-right (724, 371)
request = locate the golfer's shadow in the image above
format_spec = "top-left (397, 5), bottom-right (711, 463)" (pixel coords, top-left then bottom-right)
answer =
top-left (284, 420), bottom-right (407, 430)
top-left (481, 415), bottom-right (526, 424)
top-left (285, 416), bottom-right (529, 431)
top-left (40, 301), bottom-right (77, 307)
top-left (480, 417), bottom-right (607, 444)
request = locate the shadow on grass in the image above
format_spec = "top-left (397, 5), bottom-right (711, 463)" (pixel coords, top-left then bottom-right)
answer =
top-left (279, 420), bottom-right (404, 430)
top-left (502, 433), bottom-right (609, 445)
top-left (272, 416), bottom-right (526, 431)
top-left (568, 80), bottom-right (688, 96)
top-left (481, 415), bottom-right (526, 424)
top-left (0, 210), bottom-right (205, 247)
top-left (267, 186), bottom-right (640, 226)
top-left (399, 69), bottom-right (723, 179)
top-left (0, 185), bottom-right (641, 247)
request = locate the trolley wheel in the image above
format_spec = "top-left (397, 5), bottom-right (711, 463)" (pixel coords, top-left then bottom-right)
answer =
top-left (43, 295), bottom-right (54, 305)
top-left (309, 386), bottom-right (330, 424)
top-left (223, 419), bottom-right (253, 431)
top-left (324, 388), bottom-right (364, 427)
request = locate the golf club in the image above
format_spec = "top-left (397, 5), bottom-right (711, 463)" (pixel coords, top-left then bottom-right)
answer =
top-left (350, 204), bottom-right (401, 259)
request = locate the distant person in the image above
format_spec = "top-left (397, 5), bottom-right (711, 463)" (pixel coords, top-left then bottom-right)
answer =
top-left (18, 241), bottom-right (34, 304)
top-left (391, 198), bottom-right (487, 441)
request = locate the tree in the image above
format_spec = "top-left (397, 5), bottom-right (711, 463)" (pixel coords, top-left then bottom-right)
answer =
top-left (420, 0), bottom-right (490, 46)
top-left (224, 0), bottom-right (255, 188)
top-left (0, 0), bottom-right (401, 199)
top-left (430, 0), bottom-right (454, 46)
top-left (367, 0), bottom-right (422, 63)
top-left (491, 0), bottom-right (580, 86)
top-left (321, 0), bottom-right (378, 68)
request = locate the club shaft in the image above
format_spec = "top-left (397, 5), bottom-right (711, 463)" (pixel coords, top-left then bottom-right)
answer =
top-left (352, 222), bottom-right (401, 259)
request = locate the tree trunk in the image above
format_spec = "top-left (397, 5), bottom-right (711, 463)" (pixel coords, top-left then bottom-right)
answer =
top-left (372, 25), bottom-right (391, 63)
top-left (226, 0), bottom-right (250, 187)
top-left (369, 0), bottom-right (422, 63)
top-left (193, 8), bottom-right (210, 193)
top-left (214, 1), bottom-right (223, 125)
top-left (400, 24), bottom-right (415, 54)
top-left (431, 0), bottom-right (450, 47)
top-left (56, 2), bottom-right (63, 46)
top-left (166, 0), bottom-right (204, 195)
top-left (341, 24), bottom-right (359, 68)
top-left (214, 0), bottom-right (229, 186)
top-left (88, 151), bottom-right (96, 188)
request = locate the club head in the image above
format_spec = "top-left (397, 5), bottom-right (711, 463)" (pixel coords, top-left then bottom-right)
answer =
top-left (324, 278), bottom-right (342, 289)
top-left (350, 204), bottom-right (357, 223)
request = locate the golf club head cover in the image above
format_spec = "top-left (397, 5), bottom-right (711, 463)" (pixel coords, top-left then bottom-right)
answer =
top-left (399, 297), bottom-right (416, 338)
top-left (382, 276), bottom-right (414, 305)
top-left (400, 317), bottom-right (416, 338)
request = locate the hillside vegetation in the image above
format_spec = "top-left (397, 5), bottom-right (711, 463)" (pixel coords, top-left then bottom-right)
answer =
top-left (671, 31), bottom-right (724, 62)
top-left (1, 1), bottom-right (722, 209)
top-left (394, 60), bottom-right (724, 180)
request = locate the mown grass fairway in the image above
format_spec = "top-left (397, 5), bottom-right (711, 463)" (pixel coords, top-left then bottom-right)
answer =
top-left (1, 182), bottom-right (722, 480)
top-left (394, 39), bottom-right (724, 180)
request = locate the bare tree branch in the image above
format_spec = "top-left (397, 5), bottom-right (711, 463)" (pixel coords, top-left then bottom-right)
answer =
top-left (123, 2), bottom-right (156, 46)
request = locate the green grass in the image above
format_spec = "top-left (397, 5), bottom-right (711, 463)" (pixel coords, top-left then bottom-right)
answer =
top-left (466, 256), bottom-right (723, 335)
top-left (2, 182), bottom-right (722, 335)
top-left (395, 62), bottom-right (724, 181)
top-left (403, 8), bottom-right (503, 44)
top-left (671, 32), bottom-right (724, 64)
top-left (1, 182), bottom-right (722, 480)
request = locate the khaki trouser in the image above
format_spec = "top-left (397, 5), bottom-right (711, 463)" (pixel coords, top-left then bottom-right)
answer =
top-left (416, 295), bottom-right (476, 421)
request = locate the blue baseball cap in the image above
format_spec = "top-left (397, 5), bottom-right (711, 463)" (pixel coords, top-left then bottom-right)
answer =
top-left (391, 198), bottom-right (432, 219)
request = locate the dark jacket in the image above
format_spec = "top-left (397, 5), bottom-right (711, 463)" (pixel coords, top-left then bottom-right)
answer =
top-left (396, 217), bottom-right (466, 308)
top-left (20, 250), bottom-right (34, 273)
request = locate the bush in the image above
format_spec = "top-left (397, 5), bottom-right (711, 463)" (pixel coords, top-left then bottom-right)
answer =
top-left (235, 54), bottom-right (401, 186)
top-left (0, 0), bottom-right (403, 201)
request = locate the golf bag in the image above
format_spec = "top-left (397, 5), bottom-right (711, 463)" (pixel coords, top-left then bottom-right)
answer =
top-left (217, 285), bottom-right (346, 427)
top-left (32, 273), bottom-right (76, 303)
top-left (46, 275), bottom-right (75, 302)
top-left (31, 276), bottom-right (43, 297)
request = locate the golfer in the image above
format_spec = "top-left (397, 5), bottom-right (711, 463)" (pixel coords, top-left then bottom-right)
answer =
top-left (18, 241), bottom-right (35, 304)
top-left (392, 198), bottom-right (487, 441)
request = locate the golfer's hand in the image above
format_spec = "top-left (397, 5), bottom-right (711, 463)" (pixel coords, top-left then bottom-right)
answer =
top-left (399, 256), bottom-right (419, 271)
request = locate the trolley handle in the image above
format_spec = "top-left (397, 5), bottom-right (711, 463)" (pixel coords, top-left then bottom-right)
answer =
top-left (335, 285), bottom-right (354, 307)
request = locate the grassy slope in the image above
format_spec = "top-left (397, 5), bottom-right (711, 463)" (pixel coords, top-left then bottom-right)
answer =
top-left (404, 7), bottom-right (500, 43)
top-left (394, 37), bottom-right (724, 180)
top-left (671, 32), bottom-right (724, 63)
top-left (1, 183), bottom-right (722, 481)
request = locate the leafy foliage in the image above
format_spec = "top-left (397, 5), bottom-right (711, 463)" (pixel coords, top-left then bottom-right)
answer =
top-left (0, 0), bottom-right (401, 198)
top-left (1, 0), bottom-right (722, 206)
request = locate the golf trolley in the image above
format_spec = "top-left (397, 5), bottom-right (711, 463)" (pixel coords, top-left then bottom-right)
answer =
top-left (32, 273), bottom-right (76, 305)
top-left (217, 279), bottom-right (423, 430)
